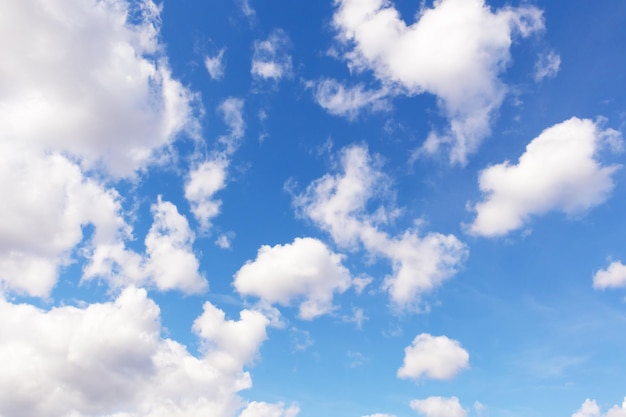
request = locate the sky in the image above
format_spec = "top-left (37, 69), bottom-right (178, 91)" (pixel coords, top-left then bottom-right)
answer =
top-left (1, 0), bottom-right (626, 416)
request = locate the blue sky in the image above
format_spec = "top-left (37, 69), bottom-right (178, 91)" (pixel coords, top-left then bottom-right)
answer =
top-left (1, 0), bottom-right (626, 416)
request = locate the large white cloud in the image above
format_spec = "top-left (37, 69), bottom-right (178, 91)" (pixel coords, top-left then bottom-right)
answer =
top-left (0, 286), bottom-right (278, 417)
top-left (410, 396), bottom-right (467, 417)
top-left (593, 261), bottom-right (626, 290)
top-left (0, 0), bottom-right (198, 178)
top-left (295, 145), bottom-right (467, 310)
top-left (234, 237), bottom-right (354, 320)
top-left (331, 0), bottom-right (544, 164)
top-left (398, 334), bottom-right (469, 381)
top-left (469, 117), bottom-right (622, 237)
top-left (572, 398), bottom-right (626, 417)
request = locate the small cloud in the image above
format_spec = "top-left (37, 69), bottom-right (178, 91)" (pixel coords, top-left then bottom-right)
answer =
top-left (205, 49), bottom-right (226, 80)
top-left (289, 328), bottom-right (313, 352)
top-left (251, 29), bottom-right (292, 82)
top-left (347, 351), bottom-right (369, 368)
top-left (534, 50), bottom-right (561, 82)
top-left (215, 233), bottom-right (234, 249)
top-left (343, 307), bottom-right (368, 329)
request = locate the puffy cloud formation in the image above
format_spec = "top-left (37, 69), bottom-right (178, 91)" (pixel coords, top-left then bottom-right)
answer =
top-left (331, 0), bottom-right (544, 164)
top-left (0, 0), bottom-right (198, 178)
top-left (206, 49), bottom-right (226, 80)
top-left (251, 29), bottom-right (293, 81)
top-left (0, 287), bottom-right (274, 417)
top-left (410, 396), bottom-right (467, 417)
top-left (83, 198), bottom-right (207, 294)
top-left (572, 398), bottom-right (626, 417)
top-left (234, 237), bottom-right (354, 319)
top-left (398, 334), bottom-right (469, 381)
top-left (594, 261), bottom-right (626, 289)
top-left (313, 79), bottom-right (391, 119)
top-left (185, 98), bottom-right (245, 230)
top-left (239, 401), bottom-right (300, 417)
top-left (296, 145), bottom-right (467, 310)
top-left (469, 117), bottom-right (622, 237)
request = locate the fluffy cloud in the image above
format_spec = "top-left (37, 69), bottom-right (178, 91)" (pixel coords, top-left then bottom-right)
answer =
top-left (410, 397), bottom-right (467, 417)
top-left (185, 98), bottom-right (245, 230)
top-left (313, 79), bottom-right (391, 119)
top-left (251, 29), bottom-right (292, 81)
top-left (239, 401), bottom-right (300, 417)
top-left (398, 334), bottom-right (469, 381)
top-left (83, 198), bottom-right (207, 294)
top-left (0, 286), bottom-right (276, 417)
top-left (234, 237), bottom-right (354, 320)
top-left (469, 117), bottom-right (622, 237)
top-left (0, 142), bottom-right (127, 297)
top-left (572, 398), bottom-right (626, 417)
top-left (593, 261), bottom-right (626, 289)
top-left (206, 49), bottom-right (226, 80)
top-left (331, 0), bottom-right (544, 164)
top-left (0, 0), bottom-right (198, 178)
top-left (296, 145), bottom-right (467, 310)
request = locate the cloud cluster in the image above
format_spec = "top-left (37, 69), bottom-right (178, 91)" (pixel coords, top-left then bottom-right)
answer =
top-left (330, 0), bottom-right (544, 164)
top-left (234, 237), bottom-right (354, 319)
top-left (0, 286), bottom-right (279, 417)
top-left (398, 333), bottom-right (469, 381)
top-left (251, 29), bottom-right (293, 81)
top-left (469, 117), bottom-right (622, 237)
top-left (572, 398), bottom-right (626, 417)
top-left (296, 144), bottom-right (467, 310)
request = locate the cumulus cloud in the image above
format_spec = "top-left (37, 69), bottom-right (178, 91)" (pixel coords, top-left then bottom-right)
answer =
top-left (0, 286), bottom-right (276, 417)
top-left (0, 0), bottom-right (198, 178)
top-left (572, 398), bottom-right (626, 417)
top-left (295, 145), bottom-right (467, 311)
top-left (234, 237), bottom-right (354, 320)
top-left (251, 29), bottom-right (293, 81)
top-left (469, 117), bottom-right (622, 237)
top-left (206, 49), bottom-right (226, 80)
top-left (313, 79), bottom-right (391, 119)
top-left (398, 334), bottom-right (469, 381)
top-left (83, 198), bottom-right (207, 294)
top-left (331, 0), bottom-right (544, 164)
top-left (410, 396), bottom-right (467, 417)
top-left (534, 50), bottom-right (561, 82)
top-left (239, 401), bottom-right (300, 417)
top-left (185, 98), bottom-right (245, 230)
top-left (594, 261), bottom-right (626, 289)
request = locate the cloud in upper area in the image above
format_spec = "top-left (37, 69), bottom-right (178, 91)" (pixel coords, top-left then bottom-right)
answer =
top-left (295, 145), bottom-right (468, 311)
top-left (251, 29), bottom-right (293, 81)
top-left (411, 396), bottom-right (468, 417)
top-left (398, 333), bottom-right (469, 381)
top-left (206, 49), bottom-right (226, 80)
top-left (330, 0), bottom-right (544, 164)
top-left (0, 0), bottom-right (198, 178)
top-left (0, 286), bottom-right (278, 417)
top-left (572, 398), bottom-right (626, 417)
top-left (468, 117), bottom-right (622, 237)
top-left (594, 261), bottom-right (626, 289)
top-left (234, 237), bottom-right (354, 320)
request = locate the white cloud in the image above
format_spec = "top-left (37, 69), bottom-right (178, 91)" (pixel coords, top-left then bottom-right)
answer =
top-left (0, 142), bottom-right (127, 297)
top-left (251, 29), bottom-right (292, 81)
top-left (594, 261), bottom-right (626, 289)
top-left (362, 414), bottom-right (396, 417)
top-left (239, 401), bottom-right (300, 417)
top-left (0, 0), bottom-right (198, 178)
top-left (205, 49), bottom-right (226, 80)
top-left (0, 286), bottom-right (277, 417)
top-left (535, 50), bottom-right (561, 82)
top-left (238, 0), bottom-right (256, 20)
top-left (234, 237), bottom-right (354, 320)
top-left (410, 397), bottom-right (467, 417)
top-left (295, 145), bottom-right (467, 311)
top-left (331, 0), bottom-right (544, 164)
top-left (185, 98), bottom-right (245, 230)
top-left (216, 233), bottom-right (234, 249)
top-left (572, 398), bottom-right (626, 417)
top-left (398, 334), bottom-right (469, 381)
top-left (313, 79), bottom-right (391, 119)
top-left (83, 198), bottom-right (207, 294)
top-left (469, 117), bottom-right (622, 237)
